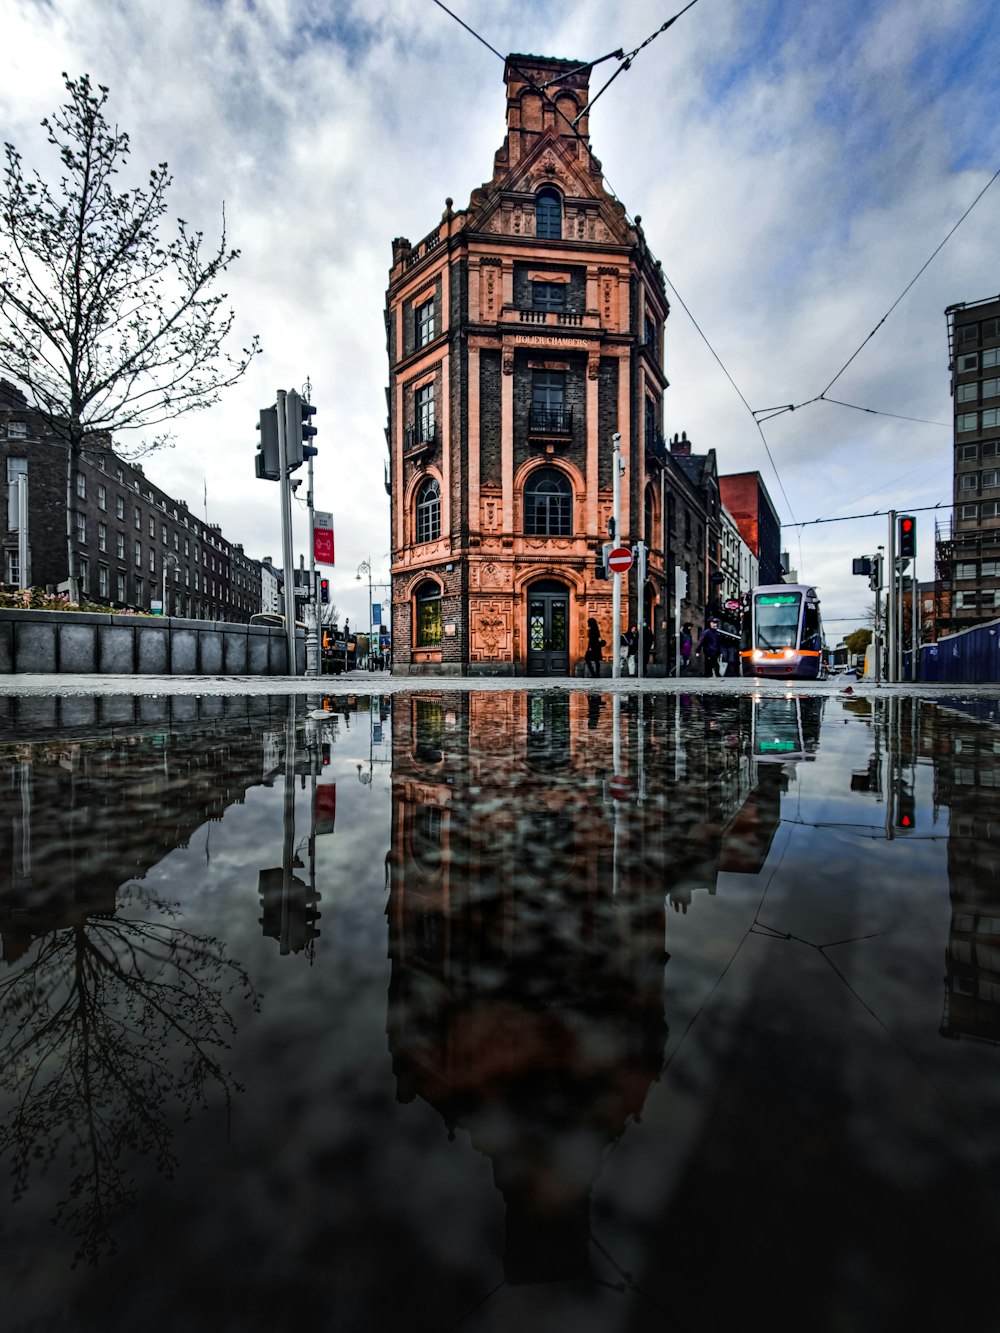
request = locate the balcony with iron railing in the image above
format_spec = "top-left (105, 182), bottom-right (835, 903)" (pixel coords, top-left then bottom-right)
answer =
top-left (499, 306), bottom-right (600, 331)
top-left (404, 420), bottom-right (437, 454)
top-left (528, 406), bottom-right (573, 435)
top-left (645, 426), bottom-right (667, 467)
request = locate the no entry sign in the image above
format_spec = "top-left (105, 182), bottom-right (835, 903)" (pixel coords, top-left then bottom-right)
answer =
top-left (607, 546), bottom-right (633, 574)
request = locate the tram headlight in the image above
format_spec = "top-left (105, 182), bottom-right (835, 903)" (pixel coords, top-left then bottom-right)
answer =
top-left (752, 649), bottom-right (764, 660)
top-left (782, 648), bottom-right (795, 658)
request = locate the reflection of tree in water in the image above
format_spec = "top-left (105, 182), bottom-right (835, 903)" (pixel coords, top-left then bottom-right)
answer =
top-left (0, 887), bottom-right (258, 1266)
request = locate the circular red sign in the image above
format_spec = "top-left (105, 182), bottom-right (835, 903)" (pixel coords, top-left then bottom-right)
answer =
top-left (609, 774), bottom-right (633, 800)
top-left (607, 547), bottom-right (633, 573)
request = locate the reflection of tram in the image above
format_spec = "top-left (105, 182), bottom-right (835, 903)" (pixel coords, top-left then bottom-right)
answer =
top-left (746, 694), bottom-right (823, 762)
top-left (741, 584), bottom-right (827, 680)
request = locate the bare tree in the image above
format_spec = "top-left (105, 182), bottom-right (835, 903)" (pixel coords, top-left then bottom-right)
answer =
top-left (0, 887), bottom-right (259, 1265)
top-left (0, 73), bottom-right (260, 600)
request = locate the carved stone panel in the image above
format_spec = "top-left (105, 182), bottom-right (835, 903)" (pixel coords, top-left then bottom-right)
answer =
top-left (481, 490), bottom-right (503, 533)
top-left (469, 557), bottom-right (511, 592)
top-left (480, 261), bottom-right (501, 322)
top-left (600, 271), bottom-right (619, 330)
top-left (471, 598), bottom-right (513, 662)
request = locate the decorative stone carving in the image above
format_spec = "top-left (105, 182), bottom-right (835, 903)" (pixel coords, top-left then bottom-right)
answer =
top-left (481, 492), bottom-right (502, 532)
top-left (480, 262), bottom-right (501, 321)
top-left (471, 600), bottom-right (512, 660)
top-left (587, 350), bottom-right (600, 380)
top-left (502, 347), bottom-right (514, 376)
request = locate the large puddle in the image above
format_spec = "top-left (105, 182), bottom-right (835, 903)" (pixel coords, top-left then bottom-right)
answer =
top-left (2, 688), bottom-right (1000, 1331)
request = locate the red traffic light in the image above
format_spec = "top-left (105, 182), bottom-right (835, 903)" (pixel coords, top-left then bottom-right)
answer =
top-left (901, 518), bottom-right (913, 533)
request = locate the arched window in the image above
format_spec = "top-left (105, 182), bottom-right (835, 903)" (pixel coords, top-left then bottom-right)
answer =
top-left (535, 189), bottom-right (562, 240)
top-left (644, 484), bottom-right (657, 551)
top-left (414, 580), bottom-right (442, 647)
top-left (523, 467), bottom-right (572, 536)
top-left (415, 477), bottom-right (440, 544)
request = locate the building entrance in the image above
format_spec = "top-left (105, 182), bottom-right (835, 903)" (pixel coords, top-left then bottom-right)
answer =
top-left (526, 580), bottom-right (569, 675)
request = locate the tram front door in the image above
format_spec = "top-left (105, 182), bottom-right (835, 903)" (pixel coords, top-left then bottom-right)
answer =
top-left (526, 582), bottom-right (569, 676)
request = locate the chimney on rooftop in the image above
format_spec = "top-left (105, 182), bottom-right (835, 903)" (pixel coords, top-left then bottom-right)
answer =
top-left (670, 431), bottom-right (691, 457)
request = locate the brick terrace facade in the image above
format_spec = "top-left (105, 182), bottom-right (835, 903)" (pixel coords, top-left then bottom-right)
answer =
top-left (1, 381), bottom-right (262, 620)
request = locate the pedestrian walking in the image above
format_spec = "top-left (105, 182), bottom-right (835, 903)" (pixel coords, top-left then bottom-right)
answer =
top-left (680, 624), bottom-right (693, 675)
top-left (696, 618), bottom-right (722, 677)
top-left (641, 620), bottom-right (654, 671)
top-left (625, 625), bottom-right (638, 676)
top-left (584, 617), bottom-right (605, 678)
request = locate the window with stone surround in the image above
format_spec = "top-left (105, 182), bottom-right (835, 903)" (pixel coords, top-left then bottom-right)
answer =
top-left (415, 477), bottom-right (441, 543)
top-left (523, 466), bottom-right (572, 536)
top-left (415, 580), bottom-right (442, 647)
top-left (416, 298), bottom-right (435, 348)
top-left (535, 188), bottom-right (562, 240)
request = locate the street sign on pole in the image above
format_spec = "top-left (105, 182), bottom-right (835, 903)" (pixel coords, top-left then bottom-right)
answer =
top-left (609, 774), bottom-right (633, 800)
top-left (607, 547), bottom-right (633, 574)
top-left (314, 511), bottom-right (334, 565)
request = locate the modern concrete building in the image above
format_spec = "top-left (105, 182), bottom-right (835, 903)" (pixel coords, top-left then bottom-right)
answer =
top-left (1, 380), bottom-right (264, 620)
top-left (385, 54), bottom-right (674, 675)
top-left (938, 293), bottom-right (1000, 635)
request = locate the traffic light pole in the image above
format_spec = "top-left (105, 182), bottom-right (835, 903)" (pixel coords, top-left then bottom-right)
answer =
top-left (635, 539), bottom-right (647, 682)
top-left (886, 509), bottom-right (896, 684)
top-left (277, 388), bottom-right (298, 675)
top-left (304, 376), bottom-right (319, 677)
top-left (612, 432), bottom-right (622, 679)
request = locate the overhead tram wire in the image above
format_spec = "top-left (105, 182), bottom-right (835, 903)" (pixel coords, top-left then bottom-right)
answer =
top-left (429, 0), bottom-right (798, 522)
top-left (753, 164), bottom-right (1000, 425)
top-left (784, 499), bottom-right (951, 530)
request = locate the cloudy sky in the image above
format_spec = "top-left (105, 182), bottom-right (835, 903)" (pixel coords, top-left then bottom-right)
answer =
top-left (2, 0), bottom-right (998, 635)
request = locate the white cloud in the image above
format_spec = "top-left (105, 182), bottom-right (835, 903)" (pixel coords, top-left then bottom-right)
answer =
top-left (1, 0), bottom-right (997, 635)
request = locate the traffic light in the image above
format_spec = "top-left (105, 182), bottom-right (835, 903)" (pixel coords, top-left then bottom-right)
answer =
top-left (320, 577), bottom-right (330, 605)
top-left (284, 389), bottom-right (317, 470)
top-left (869, 553), bottom-right (881, 592)
top-left (595, 542), bottom-right (612, 580)
top-left (898, 515), bottom-right (916, 559)
top-left (255, 405), bottom-right (280, 481)
top-left (894, 779), bottom-right (916, 831)
top-left (852, 557), bottom-right (872, 576)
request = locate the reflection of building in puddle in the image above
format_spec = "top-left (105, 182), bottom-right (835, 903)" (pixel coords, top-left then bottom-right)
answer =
top-left (932, 704), bottom-right (1000, 1043)
top-left (387, 691), bottom-right (669, 1283)
top-left (0, 715), bottom-right (278, 962)
top-left (0, 709), bottom-right (277, 1265)
top-left (384, 690), bottom-right (819, 1280)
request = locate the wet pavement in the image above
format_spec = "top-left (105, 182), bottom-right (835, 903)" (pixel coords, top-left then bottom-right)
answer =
top-left (2, 682), bottom-right (1000, 1332)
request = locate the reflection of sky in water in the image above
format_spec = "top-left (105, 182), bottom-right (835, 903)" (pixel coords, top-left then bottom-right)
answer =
top-left (2, 690), bottom-right (1000, 1330)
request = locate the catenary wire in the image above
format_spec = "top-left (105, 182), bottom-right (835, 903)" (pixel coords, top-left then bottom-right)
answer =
top-left (755, 165), bottom-right (1000, 423)
top-left (428, 0), bottom-right (796, 524)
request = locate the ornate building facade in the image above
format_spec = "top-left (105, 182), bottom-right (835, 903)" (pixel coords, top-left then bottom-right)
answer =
top-left (386, 55), bottom-right (670, 675)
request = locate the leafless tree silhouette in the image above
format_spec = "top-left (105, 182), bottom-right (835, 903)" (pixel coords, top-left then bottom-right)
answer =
top-left (0, 886), bottom-right (259, 1266)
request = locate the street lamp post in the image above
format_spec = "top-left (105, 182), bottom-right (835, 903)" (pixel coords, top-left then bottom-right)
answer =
top-left (162, 552), bottom-right (179, 617)
top-left (357, 558), bottom-right (373, 668)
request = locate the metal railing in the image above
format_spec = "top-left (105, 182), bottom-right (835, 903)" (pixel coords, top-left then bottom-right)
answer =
top-left (528, 407), bottom-right (573, 433)
top-left (405, 421), bottom-right (437, 449)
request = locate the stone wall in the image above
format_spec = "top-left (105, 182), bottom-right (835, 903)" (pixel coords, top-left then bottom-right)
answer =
top-left (0, 609), bottom-right (305, 675)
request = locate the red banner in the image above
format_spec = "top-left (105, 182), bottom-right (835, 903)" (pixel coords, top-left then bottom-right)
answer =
top-left (315, 783), bottom-right (336, 835)
top-left (314, 526), bottom-right (334, 565)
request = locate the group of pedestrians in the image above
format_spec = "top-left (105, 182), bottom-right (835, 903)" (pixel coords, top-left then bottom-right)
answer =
top-left (585, 616), bottom-right (725, 677)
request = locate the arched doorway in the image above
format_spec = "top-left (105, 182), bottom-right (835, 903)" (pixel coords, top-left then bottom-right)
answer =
top-left (526, 579), bottom-right (570, 675)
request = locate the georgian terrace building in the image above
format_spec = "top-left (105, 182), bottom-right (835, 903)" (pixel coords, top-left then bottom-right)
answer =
top-left (1, 380), bottom-right (262, 620)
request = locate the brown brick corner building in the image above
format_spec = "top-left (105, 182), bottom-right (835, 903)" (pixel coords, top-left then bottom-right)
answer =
top-left (386, 55), bottom-right (670, 675)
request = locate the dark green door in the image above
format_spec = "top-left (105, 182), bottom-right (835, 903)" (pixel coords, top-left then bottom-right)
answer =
top-left (527, 581), bottom-right (569, 675)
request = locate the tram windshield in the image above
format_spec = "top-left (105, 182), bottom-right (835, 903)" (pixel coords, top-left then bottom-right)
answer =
top-left (753, 591), bottom-right (802, 649)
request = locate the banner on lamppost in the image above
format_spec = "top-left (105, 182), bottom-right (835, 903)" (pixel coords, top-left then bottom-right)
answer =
top-left (314, 511), bottom-right (334, 565)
